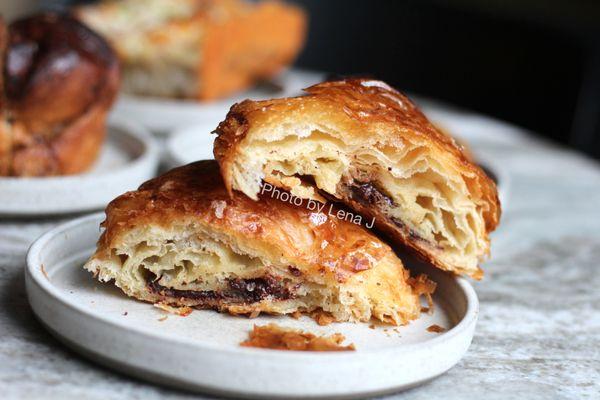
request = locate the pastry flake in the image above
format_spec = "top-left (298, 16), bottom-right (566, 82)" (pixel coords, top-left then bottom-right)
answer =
top-left (240, 323), bottom-right (355, 351)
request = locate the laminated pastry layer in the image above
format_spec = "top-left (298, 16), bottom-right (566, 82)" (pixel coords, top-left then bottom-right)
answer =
top-left (214, 79), bottom-right (501, 278)
top-left (85, 160), bottom-right (426, 325)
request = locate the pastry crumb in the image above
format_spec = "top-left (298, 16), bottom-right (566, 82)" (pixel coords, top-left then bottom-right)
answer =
top-left (240, 323), bottom-right (355, 351)
top-left (310, 309), bottom-right (336, 326)
top-left (290, 311), bottom-right (302, 319)
top-left (369, 324), bottom-right (376, 329)
top-left (409, 274), bottom-right (437, 311)
top-left (158, 315), bottom-right (168, 322)
top-left (154, 303), bottom-right (193, 316)
top-left (40, 264), bottom-right (49, 280)
top-left (427, 324), bottom-right (446, 333)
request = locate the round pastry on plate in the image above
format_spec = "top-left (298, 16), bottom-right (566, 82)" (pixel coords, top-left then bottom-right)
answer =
top-left (0, 13), bottom-right (119, 177)
top-left (0, 14), bottom-right (161, 216)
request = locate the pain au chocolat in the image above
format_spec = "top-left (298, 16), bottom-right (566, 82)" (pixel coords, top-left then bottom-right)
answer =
top-left (214, 79), bottom-right (501, 279)
top-left (0, 13), bottom-right (119, 176)
top-left (84, 161), bottom-right (430, 325)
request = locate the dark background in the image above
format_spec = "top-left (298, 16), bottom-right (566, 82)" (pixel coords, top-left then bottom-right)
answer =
top-left (32, 0), bottom-right (600, 159)
top-left (288, 0), bottom-right (600, 159)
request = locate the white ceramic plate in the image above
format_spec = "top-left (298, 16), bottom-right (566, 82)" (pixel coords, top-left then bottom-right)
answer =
top-left (0, 116), bottom-right (159, 216)
top-left (112, 69), bottom-right (325, 135)
top-left (26, 213), bottom-right (478, 399)
top-left (164, 122), bottom-right (216, 169)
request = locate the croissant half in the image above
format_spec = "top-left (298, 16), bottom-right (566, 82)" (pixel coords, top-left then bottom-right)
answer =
top-left (84, 161), bottom-right (426, 325)
top-left (0, 13), bottom-right (119, 177)
top-left (214, 79), bottom-right (501, 278)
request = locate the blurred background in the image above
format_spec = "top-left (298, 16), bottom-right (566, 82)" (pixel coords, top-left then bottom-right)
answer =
top-left (5, 0), bottom-right (600, 159)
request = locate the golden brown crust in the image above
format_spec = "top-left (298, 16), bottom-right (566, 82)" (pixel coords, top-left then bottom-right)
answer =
top-left (214, 79), bottom-right (501, 278)
top-left (0, 13), bottom-right (119, 176)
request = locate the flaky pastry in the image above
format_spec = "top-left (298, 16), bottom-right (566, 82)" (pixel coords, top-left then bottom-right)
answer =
top-left (214, 79), bottom-right (501, 278)
top-left (84, 161), bottom-right (426, 325)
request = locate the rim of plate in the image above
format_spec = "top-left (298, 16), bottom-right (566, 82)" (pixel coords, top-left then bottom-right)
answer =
top-left (26, 212), bottom-right (479, 359)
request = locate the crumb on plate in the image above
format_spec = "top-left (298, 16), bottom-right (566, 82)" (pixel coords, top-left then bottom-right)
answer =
top-left (408, 274), bottom-right (437, 311)
top-left (427, 324), bottom-right (446, 333)
top-left (40, 264), bottom-right (49, 280)
top-left (154, 303), bottom-right (193, 316)
top-left (310, 309), bottom-right (336, 326)
top-left (240, 323), bottom-right (355, 351)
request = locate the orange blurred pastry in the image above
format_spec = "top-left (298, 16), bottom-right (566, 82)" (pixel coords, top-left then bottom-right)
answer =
top-left (76, 0), bottom-right (306, 100)
top-left (84, 161), bottom-right (430, 326)
top-left (214, 79), bottom-right (501, 279)
top-left (0, 13), bottom-right (119, 177)
top-left (240, 324), bottom-right (356, 351)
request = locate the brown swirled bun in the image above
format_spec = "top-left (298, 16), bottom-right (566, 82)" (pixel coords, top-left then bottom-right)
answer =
top-left (0, 13), bottom-right (119, 177)
top-left (84, 161), bottom-right (429, 326)
top-left (214, 79), bottom-right (501, 279)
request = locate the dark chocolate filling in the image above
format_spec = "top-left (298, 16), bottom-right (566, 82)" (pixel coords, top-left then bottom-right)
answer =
top-left (147, 274), bottom-right (295, 305)
top-left (347, 181), bottom-right (440, 248)
top-left (349, 182), bottom-right (394, 208)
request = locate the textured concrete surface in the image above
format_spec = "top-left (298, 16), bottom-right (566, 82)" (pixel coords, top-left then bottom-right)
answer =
top-left (1, 112), bottom-right (599, 400)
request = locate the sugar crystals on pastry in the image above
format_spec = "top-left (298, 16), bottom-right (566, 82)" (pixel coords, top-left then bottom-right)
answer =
top-left (84, 161), bottom-right (428, 325)
top-left (214, 79), bottom-right (501, 278)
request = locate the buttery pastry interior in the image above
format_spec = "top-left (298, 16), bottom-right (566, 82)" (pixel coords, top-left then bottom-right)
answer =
top-left (84, 161), bottom-right (426, 325)
top-left (214, 79), bottom-right (501, 278)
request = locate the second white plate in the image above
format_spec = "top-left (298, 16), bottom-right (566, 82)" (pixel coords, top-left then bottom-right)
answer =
top-left (26, 213), bottom-right (478, 399)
